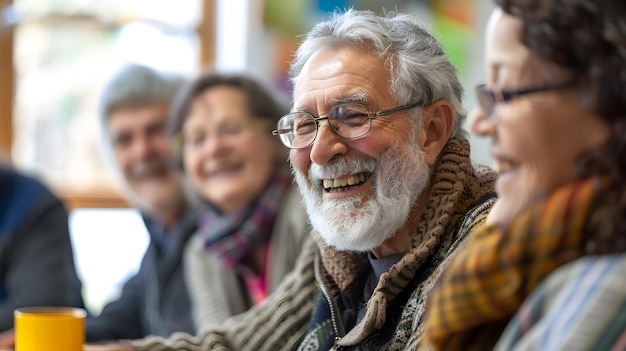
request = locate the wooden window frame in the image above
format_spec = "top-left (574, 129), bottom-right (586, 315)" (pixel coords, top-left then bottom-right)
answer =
top-left (0, 0), bottom-right (214, 210)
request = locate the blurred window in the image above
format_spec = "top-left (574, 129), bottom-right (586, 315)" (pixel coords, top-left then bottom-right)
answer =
top-left (0, 0), bottom-right (213, 315)
top-left (10, 0), bottom-right (203, 199)
top-left (70, 208), bottom-right (149, 315)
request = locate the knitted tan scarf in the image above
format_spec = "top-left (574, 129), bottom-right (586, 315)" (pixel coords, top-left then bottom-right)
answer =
top-left (313, 137), bottom-right (497, 346)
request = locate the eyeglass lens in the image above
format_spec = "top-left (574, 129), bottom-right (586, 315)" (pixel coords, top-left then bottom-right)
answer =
top-left (476, 85), bottom-right (496, 118)
top-left (475, 82), bottom-right (576, 121)
top-left (277, 103), bottom-right (372, 148)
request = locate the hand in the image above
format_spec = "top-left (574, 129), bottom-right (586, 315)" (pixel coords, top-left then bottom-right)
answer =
top-left (84, 343), bottom-right (134, 351)
top-left (0, 328), bottom-right (14, 349)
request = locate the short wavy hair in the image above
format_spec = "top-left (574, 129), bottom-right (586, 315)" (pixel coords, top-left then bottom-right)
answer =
top-left (168, 71), bottom-right (289, 169)
top-left (289, 9), bottom-right (467, 139)
top-left (99, 64), bottom-right (184, 148)
top-left (97, 64), bottom-right (190, 210)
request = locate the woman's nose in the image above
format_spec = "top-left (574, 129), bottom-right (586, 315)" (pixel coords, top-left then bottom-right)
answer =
top-left (468, 105), bottom-right (495, 137)
top-left (200, 133), bottom-right (229, 156)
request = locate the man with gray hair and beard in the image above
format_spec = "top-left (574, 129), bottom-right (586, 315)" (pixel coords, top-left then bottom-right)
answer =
top-left (86, 9), bottom-right (496, 351)
top-left (86, 64), bottom-right (198, 342)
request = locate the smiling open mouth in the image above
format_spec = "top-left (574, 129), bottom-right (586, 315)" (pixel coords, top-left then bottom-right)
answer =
top-left (493, 160), bottom-right (516, 174)
top-left (322, 172), bottom-right (371, 193)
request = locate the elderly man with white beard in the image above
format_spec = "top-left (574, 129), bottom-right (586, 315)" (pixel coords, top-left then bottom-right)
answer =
top-left (85, 9), bottom-right (496, 351)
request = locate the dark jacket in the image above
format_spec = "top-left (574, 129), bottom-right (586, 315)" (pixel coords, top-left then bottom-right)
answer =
top-left (0, 167), bottom-right (84, 331)
top-left (85, 207), bottom-right (197, 341)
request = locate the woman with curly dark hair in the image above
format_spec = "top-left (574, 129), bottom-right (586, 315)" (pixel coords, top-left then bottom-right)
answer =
top-left (421, 0), bottom-right (626, 350)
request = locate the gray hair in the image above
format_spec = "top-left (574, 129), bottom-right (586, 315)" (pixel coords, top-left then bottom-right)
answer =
top-left (290, 9), bottom-right (467, 138)
top-left (99, 64), bottom-right (185, 147)
top-left (97, 64), bottom-right (193, 210)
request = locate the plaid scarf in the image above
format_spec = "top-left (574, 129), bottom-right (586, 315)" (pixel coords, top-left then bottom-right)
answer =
top-left (198, 169), bottom-right (292, 267)
top-left (420, 177), bottom-right (603, 351)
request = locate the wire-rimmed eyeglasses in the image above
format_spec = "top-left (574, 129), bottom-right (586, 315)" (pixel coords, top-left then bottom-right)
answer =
top-left (272, 101), bottom-right (423, 149)
top-left (475, 82), bottom-right (576, 121)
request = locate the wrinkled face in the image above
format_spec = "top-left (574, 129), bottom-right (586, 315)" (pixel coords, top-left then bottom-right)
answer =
top-left (182, 86), bottom-right (280, 213)
top-left (108, 104), bottom-right (184, 214)
top-left (290, 46), bottom-right (431, 252)
top-left (469, 9), bottom-right (610, 224)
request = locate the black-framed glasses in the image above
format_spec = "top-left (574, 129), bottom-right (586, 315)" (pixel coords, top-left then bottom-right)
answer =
top-left (475, 82), bottom-right (576, 121)
top-left (272, 101), bottom-right (423, 149)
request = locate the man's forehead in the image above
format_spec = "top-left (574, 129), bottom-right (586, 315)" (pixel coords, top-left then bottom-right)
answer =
top-left (292, 46), bottom-right (393, 108)
top-left (297, 46), bottom-right (386, 79)
top-left (108, 104), bottom-right (168, 129)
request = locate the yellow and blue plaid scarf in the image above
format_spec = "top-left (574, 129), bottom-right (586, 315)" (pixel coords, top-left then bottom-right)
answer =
top-left (421, 177), bottom-right (601, 351)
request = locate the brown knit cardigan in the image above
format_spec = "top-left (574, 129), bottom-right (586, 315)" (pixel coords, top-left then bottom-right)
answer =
top-left (129, 137), bottom-right (497, 351)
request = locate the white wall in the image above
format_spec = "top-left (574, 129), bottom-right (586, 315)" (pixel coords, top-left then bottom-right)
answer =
top-left (466, 0), bottom-right (495, 167)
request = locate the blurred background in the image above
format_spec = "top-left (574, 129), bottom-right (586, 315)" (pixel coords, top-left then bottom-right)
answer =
top-left (0, 0), bottom-right (493, 315)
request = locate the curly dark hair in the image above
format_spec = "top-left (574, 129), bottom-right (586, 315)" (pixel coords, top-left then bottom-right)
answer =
top-left (495, 0), bottom-right (626, 252)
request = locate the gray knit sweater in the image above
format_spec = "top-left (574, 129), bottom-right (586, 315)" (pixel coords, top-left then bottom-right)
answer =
top-left (129, 137), bottom-right (497, 351)
top-left (183, 185), bottom-right (311, 331)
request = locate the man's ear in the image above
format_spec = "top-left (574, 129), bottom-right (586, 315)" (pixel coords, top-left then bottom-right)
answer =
top-left (416, 100), bottom-right (454, 166)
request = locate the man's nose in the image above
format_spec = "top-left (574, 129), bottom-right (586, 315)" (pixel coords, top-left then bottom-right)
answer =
top-left (309, 120), bottom-right (348, 166)
top-left (132, 134), bottom-right (153, 160)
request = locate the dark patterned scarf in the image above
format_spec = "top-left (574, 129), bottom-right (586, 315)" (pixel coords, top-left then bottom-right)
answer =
top-left (198, 169), bottom-right (292, 267)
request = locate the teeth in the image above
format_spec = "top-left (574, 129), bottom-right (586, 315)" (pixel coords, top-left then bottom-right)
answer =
top-left (493, 161), bottom-right (513, 174)
top-left (322, 172), bottom-right (369, 191)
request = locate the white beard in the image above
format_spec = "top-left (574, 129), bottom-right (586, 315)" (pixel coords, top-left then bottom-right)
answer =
top-left (293, 142), bottom-right (430, 252)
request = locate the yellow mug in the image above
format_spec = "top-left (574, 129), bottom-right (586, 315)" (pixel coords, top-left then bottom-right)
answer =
top-left (14, 306), bottom-right (86, 351)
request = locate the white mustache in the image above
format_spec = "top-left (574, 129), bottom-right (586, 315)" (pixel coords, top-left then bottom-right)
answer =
top-left (308, 156), bottom-right (376, 182)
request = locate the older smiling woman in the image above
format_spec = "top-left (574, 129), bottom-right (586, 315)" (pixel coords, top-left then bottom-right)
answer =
top-left (421, 0), bottom-right (626, 350)
top-left (169, 71), bottom-right (311, 331)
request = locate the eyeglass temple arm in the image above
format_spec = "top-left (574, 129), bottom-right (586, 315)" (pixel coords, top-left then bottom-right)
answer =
top-left (375, 101), bottom-right (424, 116)
top-left (272, 128), bottom-right (294, 135)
